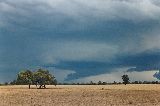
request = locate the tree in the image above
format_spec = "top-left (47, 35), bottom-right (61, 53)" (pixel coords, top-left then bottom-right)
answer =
top-left (10, 80), bottom-right (17, 85)
top-left (98, 81), bottom-right (102, 85)
top-left (15, 69), bottom-right (56, 89)
top-left (122, 74), bottom-right (130, 85)
top-left (16, 70), bottom-right (33, 89)
top-left (113, 81), bottom-right (117, 84)
top-left (134, 81), bottom-right (139, 84)
top-left (33, 69), bottom-right (55, 89)
top-left (4, 82), bottom-right (8, 85)
top-left (90, 81), bottom-right (93, 85)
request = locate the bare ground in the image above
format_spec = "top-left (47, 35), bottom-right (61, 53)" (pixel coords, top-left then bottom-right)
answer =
top-left (0, 84), bottom-right (160, 106)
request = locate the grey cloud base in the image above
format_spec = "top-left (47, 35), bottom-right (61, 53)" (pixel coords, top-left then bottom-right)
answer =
top-left (0, 0), bottom-right (160, 82)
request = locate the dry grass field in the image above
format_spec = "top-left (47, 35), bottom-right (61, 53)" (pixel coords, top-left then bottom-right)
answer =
top-left (1, 84), bottom-right (160, 106)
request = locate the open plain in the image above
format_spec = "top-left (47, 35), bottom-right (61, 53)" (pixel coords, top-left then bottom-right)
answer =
top-left (1, 84), bottom-right (160, 106)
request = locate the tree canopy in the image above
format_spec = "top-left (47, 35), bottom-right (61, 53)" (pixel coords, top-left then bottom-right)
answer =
top-left (15, 69), bottom-right (56, 89)
top-left (122, 74), bottom-right (130, 85)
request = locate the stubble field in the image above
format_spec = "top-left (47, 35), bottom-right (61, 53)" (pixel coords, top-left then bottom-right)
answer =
top-left (0, 84), bottom-right (160, 106)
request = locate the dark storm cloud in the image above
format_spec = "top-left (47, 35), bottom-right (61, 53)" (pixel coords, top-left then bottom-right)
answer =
top-left (0, 0), bottom-right (160, 82)
top-left (43, 49), bottom-right (160, 80)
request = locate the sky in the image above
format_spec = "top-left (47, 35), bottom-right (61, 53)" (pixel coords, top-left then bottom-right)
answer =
top-left (0, 0), bottom-right (160, 83)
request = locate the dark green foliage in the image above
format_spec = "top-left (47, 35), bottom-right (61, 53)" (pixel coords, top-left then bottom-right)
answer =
top-left (10, 80), bottom-right (17, 85)
top-left (16, 70), bottom-right (33, 85)
top-left (33, 69), bottom-right (55, 88)
top-left (98, 81), bottom-right (102, 85)
top-left (15, 69), bottom-right (56, 89)
top-left (90, 81), bottom-right (96, 85)
top-left (133, 81), bottom-right (139, 84)
top-left (122, 74), bottom-right (130, 85)
top-left (16, 70), bottom-right (33, 88)
top-left (113, 81), bottom-right (117, 84)
top-left (4, 82), bottom-right (8, 85)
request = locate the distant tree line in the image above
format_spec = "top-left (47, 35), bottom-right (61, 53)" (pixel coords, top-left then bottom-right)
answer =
top-left (57, 81), bottom-right (160, 85)
top-left (2, 80), bottom-right (159, 86)
top-left (1, 73), bottom-right (160, 86)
